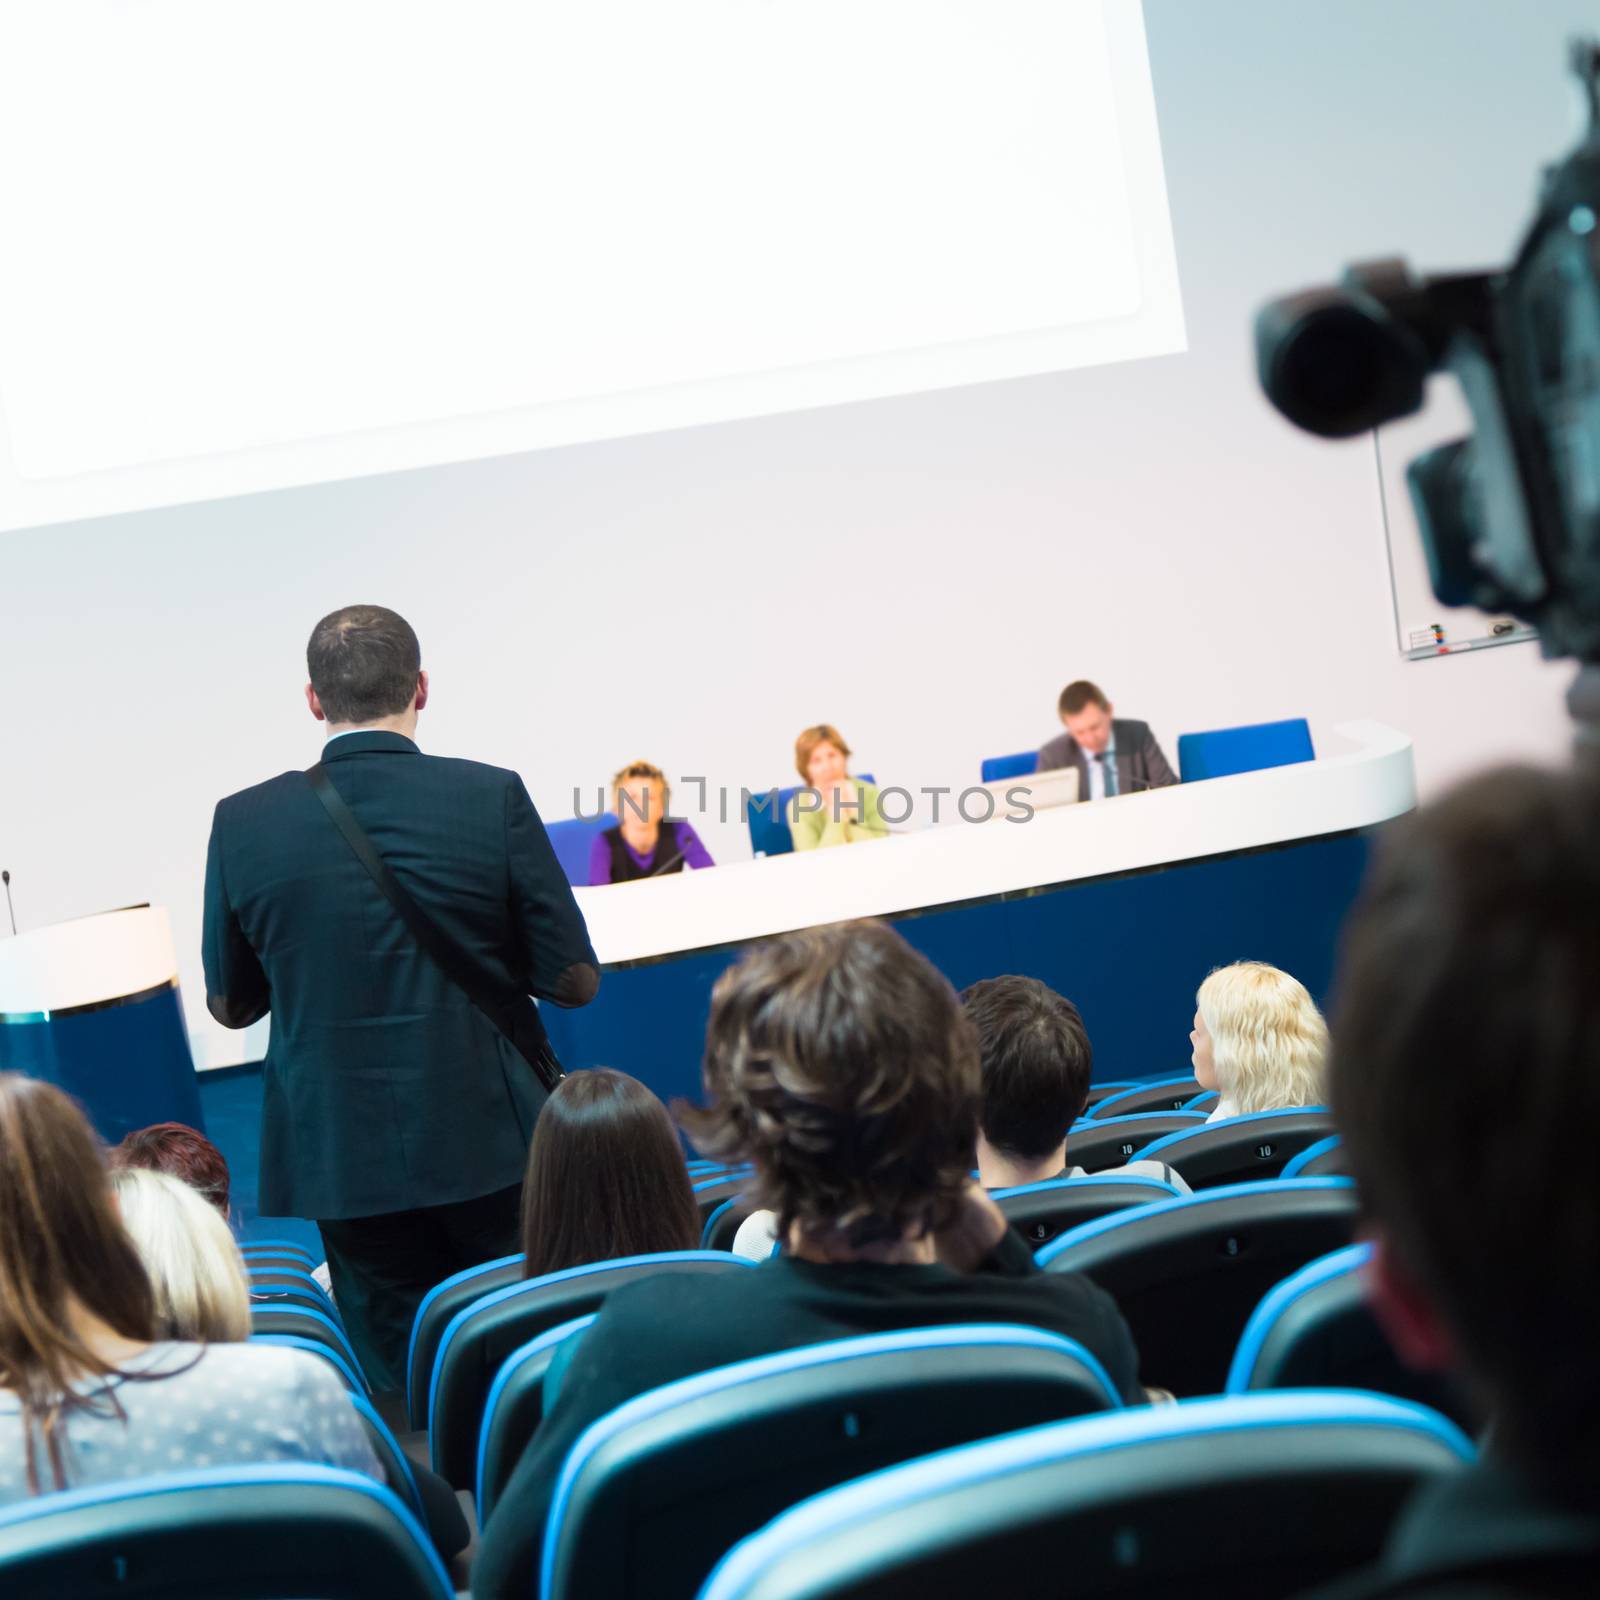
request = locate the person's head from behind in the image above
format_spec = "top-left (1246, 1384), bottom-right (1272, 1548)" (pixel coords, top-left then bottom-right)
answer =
top-left (0, 1074), bottom-right (157, 1491)
top-left (1190, 961), bottom-right (1327, 1113)
top-left (305, 604), bottom-right (426, 731)
top-left (109, 1167), bottom-right (251, 1343)
top-left (109, 1122), bottom-right (231, 1220)
top-left (520, 1069), bottom-right (699, 1279)
top-left (683, 920), bottom-right (980, 1260)
top-left (1333, 763), bottom-right (1600, 1479)
top-left (1058, 681), bottom-right (1113, 755)
top-left (794, 725), bottom-right (851, 788)
top-left (962, 976), bottom-right (1092, 1188)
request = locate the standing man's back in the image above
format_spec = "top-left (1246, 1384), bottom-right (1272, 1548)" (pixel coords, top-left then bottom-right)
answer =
top-left (202, 605), bottom-right (598, 1395)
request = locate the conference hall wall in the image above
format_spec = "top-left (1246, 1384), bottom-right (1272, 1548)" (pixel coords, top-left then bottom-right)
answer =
top-left (0, 1), bottom-right (1580, 1070)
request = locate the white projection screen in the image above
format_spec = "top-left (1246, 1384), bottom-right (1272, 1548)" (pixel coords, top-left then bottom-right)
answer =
top-left (0, 0), bottom-right (1184, 534)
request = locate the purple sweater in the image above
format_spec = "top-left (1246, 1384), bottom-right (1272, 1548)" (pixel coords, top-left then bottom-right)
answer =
top-left (588, 820), bottom-right (715, 885)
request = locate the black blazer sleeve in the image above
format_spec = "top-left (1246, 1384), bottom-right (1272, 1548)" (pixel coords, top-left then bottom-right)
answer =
top-left (506, 776), bottom-right (600, 1006)
top-left (1136, 725), bottom-right (1179, 789)
top-left (201, 803), bottom-right (270, 1029)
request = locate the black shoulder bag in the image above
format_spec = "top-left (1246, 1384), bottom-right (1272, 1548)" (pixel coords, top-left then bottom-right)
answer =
top-left (306, 764), bottom-right (565, 1094)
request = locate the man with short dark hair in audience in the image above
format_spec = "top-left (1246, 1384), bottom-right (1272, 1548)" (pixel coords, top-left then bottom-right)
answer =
top-left (1304, 763), bottom-right (1600, 1599)
top-left (471, 920), bottom-right (1144, 1600)
top-left (963, 976), bottom-right (1189, 1193)
top-left (1036, 680), bottom-right (1177, 799)
top-left (202, 604), bottom-right (598, 1399)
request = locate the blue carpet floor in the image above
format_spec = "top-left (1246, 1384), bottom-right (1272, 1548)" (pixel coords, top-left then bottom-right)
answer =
top-left (198, 1065), bottom-right (324, 1259)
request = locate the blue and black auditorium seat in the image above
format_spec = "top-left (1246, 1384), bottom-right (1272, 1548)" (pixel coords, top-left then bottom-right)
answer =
top-left (1062, 1112), bottom-right (1205, 1173)
top-left (249, 1304), bottom-right (366, 1392)
top-left (1037, 1178), bottom-right (1359, 1396)
top-left (1281, 1134), bottom-right (1349, 1178)
top-left (695, 1391), bottom-right (1472, 1600)
top-left (405, 1252), bottom-right (526, 1428)
top-left (539, 1324), bottom-right (1124, 1600)
top-left (990, 1174), bottom-right (1182, 1248)
top-left (428, 1251), bottom-right (755, 1488)
top-left (475, 1314), bottom-right (600, 1524)
top-left (1130, 1108), bottom-right (1334, 1190)
top-left (1085, 1075), bottom-right (1204, 1119)
top-left (1228, 1243), bottom-right (1474, 1430)
top-left (1176, 717), bottom-right (1315, 783)
top-left (0, 1464), bottom-right (453, 1599)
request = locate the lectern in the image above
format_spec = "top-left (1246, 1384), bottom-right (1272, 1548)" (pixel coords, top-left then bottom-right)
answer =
top-left (0, 906), bottom-right (205, 1141)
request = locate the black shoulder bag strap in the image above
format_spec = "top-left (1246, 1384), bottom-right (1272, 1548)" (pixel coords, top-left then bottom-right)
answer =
top-left (305, 763), bottom-right (564, 1093)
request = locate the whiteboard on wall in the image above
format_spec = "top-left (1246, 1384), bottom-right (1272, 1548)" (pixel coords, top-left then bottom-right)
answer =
top-left (1374, 379), bottom-right (1539, 661)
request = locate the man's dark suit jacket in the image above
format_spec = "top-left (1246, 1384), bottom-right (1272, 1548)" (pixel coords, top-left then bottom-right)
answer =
top-left (202, 731), bottom-right (597, 1221)
top-left (1035, 717), bottom-right (1178, 797)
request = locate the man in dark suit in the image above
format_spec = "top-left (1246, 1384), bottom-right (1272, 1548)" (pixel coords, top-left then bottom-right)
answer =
top-left (1035, 679), bottom-right (1177, 799)
top-left (202, 604), bottom-right (598, 1396)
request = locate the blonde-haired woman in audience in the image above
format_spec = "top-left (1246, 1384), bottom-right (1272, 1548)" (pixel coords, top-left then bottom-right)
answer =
top-left (110, 1166), bottom-right (252, 1343)
top-left (1189, 961), bottom-right (1328, 1121)
top-left (788, 725), bottom-right (889, 850)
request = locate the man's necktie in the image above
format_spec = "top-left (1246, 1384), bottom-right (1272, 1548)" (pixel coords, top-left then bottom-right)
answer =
top-left (1096, 751), bottom-right (1119, 798)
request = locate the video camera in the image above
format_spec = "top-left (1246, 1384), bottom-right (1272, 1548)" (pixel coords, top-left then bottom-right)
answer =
top-left (1255, 39), bottom-right (1600, 722)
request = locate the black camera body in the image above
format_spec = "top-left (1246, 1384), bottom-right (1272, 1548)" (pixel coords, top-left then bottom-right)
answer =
top-left (1256, 40), bottom-right (1600, 674)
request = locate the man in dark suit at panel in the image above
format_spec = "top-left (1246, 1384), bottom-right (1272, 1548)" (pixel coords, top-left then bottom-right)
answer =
top-left (202, 605), bottom-right (598, 1396)
top-left (1036, 679), bottom-right (1178, 799)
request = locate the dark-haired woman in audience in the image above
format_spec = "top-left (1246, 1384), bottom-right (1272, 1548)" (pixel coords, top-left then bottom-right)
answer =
top-left (0, 1073), bottom-right (380, 1504)
top-left (472, 921), bottom-right (1142, 1599)
top-left (520, 1068), bottom-right (701, 1277)
top-left (589, 761), bottom-right (714, 885)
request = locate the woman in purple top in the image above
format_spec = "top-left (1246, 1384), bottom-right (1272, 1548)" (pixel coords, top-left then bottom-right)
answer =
top-left (588, 760), bottom-right (715, 885)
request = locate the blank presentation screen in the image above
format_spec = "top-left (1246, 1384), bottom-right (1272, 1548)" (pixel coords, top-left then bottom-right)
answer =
top-left (0, 0), bottom-right (1183, 530)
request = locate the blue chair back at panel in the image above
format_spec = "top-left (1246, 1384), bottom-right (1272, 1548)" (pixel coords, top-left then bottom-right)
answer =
top-left (1227, 1244), bottom-right (1476, 1430)
top-left (405, 1251), bottom-right (525, 1428)
top-left (1131, 1107), bottom-right (1334, 1190)
top-left (428, 1251), bottom-right (757, 1487)
top-left (696, 1390), bottom-right (1473, 1600)
top-left (1281, 1134), bottom-right (1349, 1179)
top-left (990, 1174), bottom-right (1181, 1249)
top-left (745, 775), bottom-right (875, 858)
top-left (544, 812), bottom-right (618, 888)
top-left (475, 1314), bottom-right (599, 1525)
top-left (979, 750), bottom-right (1039, 783)
top-left (1061, 1111), bottom-right (1206, 1173)
top-left (1085, 1075), bottom-right (1203, 1120)
top-left (1037, 1178), bottom-right (1359, 1397)
top-left (540, 1324), bottom-right (1123, 1600)
top-left (0, 1464), bottom-right (453, 1600)
top-left (1177, 717), bottom-right (1315, 783)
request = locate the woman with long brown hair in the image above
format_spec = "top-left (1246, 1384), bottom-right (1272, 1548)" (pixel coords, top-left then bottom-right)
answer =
top-left (519, 1068), bottom-right (700, 1279)
top-left (0, 1073), bottom-right (380, 1503)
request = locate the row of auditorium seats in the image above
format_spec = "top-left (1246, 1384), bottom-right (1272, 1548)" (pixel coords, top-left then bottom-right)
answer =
top-left (0, 1387), bottom-right (1468, 1600)
top-left (548, 717), bottom-right (1318, 883)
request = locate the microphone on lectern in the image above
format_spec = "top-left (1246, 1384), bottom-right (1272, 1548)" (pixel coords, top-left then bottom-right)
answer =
top-left (2, 870), bottom-right (15, 936)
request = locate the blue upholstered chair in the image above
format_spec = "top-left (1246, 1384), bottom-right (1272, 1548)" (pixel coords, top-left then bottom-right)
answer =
top-left (1281, 1134), bottom-right (1349, 1178)
top-left (979, 750), bottom-right (1039, 783)
top-left (1036, 1178), bottom-right (1359, 1396)
top-left (544, 812), bottom-right (618, 888)
top-left (989, 1173), bottom-right (1182, 1248)
top-left (745, 775), bottom-right (875, 858)
top-left (1130, 1107), bottom-right (1334, 1190)
top-left (249, 1304), bottom-right (366, 1392)
top-left (1228, 1243), bottom-right (1475, 1429)
top-left (540, 1325), bottom-right (1123, 1600)
top-left (0, 1464), bottom-right (453, 1600)
top-left (1084, 1074), bottom-right (1202, 1119)
top-left (696, 1391), bottom-right (1473, 1600)
top-left (1176, 717), bottom-right (1315, 782)
top-left (427, 1251), bottom-right (756, 1487)
top-left (1060, 1111), bottom-right (1206, 1173)
top-left (405, 1252), bottom-right (526, 1428)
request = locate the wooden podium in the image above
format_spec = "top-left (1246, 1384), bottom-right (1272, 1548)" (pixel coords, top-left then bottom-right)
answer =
top-left (0, 905), bottom-right (205, 1141)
